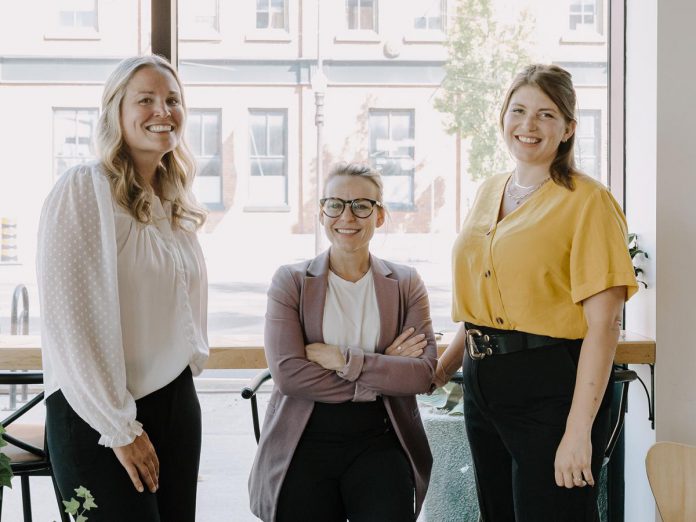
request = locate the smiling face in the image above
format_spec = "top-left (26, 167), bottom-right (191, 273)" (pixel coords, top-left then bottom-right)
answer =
top-left (320, 175), bottom-right (385, 257)
top-left (502, 84), bottom-right (576, 170)
top-left (120, 66), bottom-right (184, 169)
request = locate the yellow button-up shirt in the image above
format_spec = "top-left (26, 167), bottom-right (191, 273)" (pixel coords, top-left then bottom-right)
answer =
top-left (452, 172), bottom-right (638, 340)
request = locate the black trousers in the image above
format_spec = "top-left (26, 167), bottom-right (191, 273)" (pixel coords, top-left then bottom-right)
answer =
top-left (463, 341), bottom-right (612, 522)
top-left (46, 367), bottom-right (202, 522)
top-left (276, 398), bottom-right (415, 522)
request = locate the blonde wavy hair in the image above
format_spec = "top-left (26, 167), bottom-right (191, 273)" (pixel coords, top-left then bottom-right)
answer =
top-left (96, 55), bottom-right (207, 229)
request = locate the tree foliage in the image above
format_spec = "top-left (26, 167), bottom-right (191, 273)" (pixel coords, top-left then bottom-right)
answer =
top-left (435, 0), bottom-right (535, 180)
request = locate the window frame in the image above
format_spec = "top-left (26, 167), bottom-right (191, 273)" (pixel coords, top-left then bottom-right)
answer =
top-left (368, 108), bottom-right (416, 211)
top-left (45, 0), bottom-right (100, 40)
top-left (187, 108), bottom-right (224, 210)
top-left (345, 0), bottom-right (378, 32)
top-left (178, 0), bottom-right (220, 41)
top-left (52, 107), bottom-right (100, 181)
top-left (246, 108), bottom-right (289, 211)
top-left (255, 0), bottom-right (289, 31)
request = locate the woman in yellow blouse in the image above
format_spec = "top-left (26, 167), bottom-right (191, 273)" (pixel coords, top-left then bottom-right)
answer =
top-left (435, 64), bottom-right (638, 521)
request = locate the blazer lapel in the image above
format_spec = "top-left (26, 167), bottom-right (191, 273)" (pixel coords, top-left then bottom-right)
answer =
top-left (302, 250), bottom-right (330, 343)
top-left (371, 255), bottom-right (399, 353)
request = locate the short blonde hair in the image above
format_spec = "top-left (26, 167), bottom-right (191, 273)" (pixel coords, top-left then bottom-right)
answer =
top-left (96, 55), bottom-right (207, 229)
top-left (325, 162), bottom-right (384, 202)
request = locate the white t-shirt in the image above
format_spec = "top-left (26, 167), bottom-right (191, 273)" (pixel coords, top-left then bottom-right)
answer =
top-left (37, 163), bottom-right (209, 447)
top-left (322, 269), bottom-right (380, 353)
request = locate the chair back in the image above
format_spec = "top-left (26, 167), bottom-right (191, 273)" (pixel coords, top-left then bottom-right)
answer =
top-left (646, 441), bottom-right (696, 521)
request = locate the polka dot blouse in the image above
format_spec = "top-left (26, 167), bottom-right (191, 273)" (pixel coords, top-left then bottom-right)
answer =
top-left (37, 163), bottom-right (209, 447)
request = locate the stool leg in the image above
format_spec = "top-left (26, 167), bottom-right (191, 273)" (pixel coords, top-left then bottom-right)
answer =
top-left (20, 476), bottom-right (32, 522)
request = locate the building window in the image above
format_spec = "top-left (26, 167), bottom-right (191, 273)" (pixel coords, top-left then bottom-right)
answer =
top-left (53, 108), bottom-right (98, 179)
top-left (187, 110), bottom-right (223, 208)
top-left (575, 110), bottom-right (601, 180)
top-left (180, 0), bottom-right (219, 37)
top-left (369, 110), bottom-right (415, 209)
top-left (256, 0), bottom-right (288, 30)
top-left (346, 0), bottom-right (377, 31)
top-left (569, 0), bottom-right (599, 33)
top-left (414, 0), bottom-right (445, 31)
top-left (249, 110), bottom-right (288, 207)
top-left (56, 0), bottom-right (98, 31)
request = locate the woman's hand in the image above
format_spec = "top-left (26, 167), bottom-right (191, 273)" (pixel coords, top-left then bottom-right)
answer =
top-left (554, 428), bottom-right (594, 488)
top-left (432, 360), bottom-right (453, 389)
top-left (384, 327), bottom-right (427, 358)
top-left (112, 431), bottom-right (160, 493)
top-left (305, 343), bottom-right (346, 371)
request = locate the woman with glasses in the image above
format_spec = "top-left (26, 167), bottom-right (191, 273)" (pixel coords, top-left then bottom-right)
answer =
top-left (249, 162), bottom-right (437, 522)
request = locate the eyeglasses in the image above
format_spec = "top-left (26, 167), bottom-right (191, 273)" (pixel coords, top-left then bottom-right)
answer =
top-left (319, 197), bottom-right (384, 219)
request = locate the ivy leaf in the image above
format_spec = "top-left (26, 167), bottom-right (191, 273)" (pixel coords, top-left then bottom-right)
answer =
top-left (0, 453), bottom-right (13, 489)
top-left (63, 498), bottom-right (80, 515)
top-left (75, 486), bottom-right (92, 499)
top-left (83, 496), bottom-right (98, 510)
top-left (76, 515), bottom-right (88, 522)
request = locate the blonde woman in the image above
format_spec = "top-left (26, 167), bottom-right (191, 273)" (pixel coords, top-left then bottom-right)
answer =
top-left (37, 55), bottom-right (208, 521)
top-left (249, 163), bottom-right (436, 522)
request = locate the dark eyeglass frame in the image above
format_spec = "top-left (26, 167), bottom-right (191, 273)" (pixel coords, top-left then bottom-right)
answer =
top-left (319, 197), bottom-right (384, 219)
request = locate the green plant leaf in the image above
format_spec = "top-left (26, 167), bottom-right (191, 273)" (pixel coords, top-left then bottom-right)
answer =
top-left (83, 497), bottom-right (98, 510)
top-left (76, 515), bottom-right (88, 522)
top-left (75, 486), bottom-right (92, 499)
top-left (0, 453), bottom-right (13, 489)
top-left (63, 498), bottom-right (80, 515)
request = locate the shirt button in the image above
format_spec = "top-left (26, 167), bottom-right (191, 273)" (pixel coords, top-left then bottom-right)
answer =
top-left (496, 317), bottom-right (504, 325)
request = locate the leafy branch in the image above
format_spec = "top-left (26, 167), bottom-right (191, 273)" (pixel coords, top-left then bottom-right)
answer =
top-left (63, 486), bottom-right (98, 522)
top-left (0, 424), bottom-right (13, 489)
top-left (628, 233), bottom-right (649, 288)
top-left (435, 0), bottom-right (535, 180)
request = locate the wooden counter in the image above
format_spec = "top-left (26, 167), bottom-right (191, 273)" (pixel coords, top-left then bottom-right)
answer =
top-left (0, 331), bottom-right (656, 370)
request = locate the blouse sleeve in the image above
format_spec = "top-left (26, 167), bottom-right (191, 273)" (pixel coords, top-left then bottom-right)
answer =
top-left (570, 187), bottom-right (639, 304)
top-left (37, 165), bottom-right (143, 447)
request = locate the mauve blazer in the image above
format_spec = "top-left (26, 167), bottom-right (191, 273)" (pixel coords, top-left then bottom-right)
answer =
top-left (248, 249), bottom-right (437, 522)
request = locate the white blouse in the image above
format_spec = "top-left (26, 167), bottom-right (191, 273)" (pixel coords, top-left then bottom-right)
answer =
top-left (37, 163), bottom-right (208, 447)
top-left (322, 269), bottom-right (380, 353)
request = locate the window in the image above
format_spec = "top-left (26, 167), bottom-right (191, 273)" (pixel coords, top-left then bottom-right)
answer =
top-left (346, 0), bottom-right (377, 31)
top-left (53, 108), bottom-right (99, 179)
top-left (56, 0), bottom-right (98, 31)
top-left (369, 110), bottom-right (415, 208)
top-left (414, 0), bottom-right (445, 31)
top-left (180, 0), bottom-right (219, 37)
top-left (569, 0), bottom-right (599, 33)
top-left (187, 110), bottom-right (223, 208)
top-left (248, 110), bottom-right (288, 207)
top-left (575, 110), bottom-right (601, 180)
top-left (256, 0), bottom-right (288, 30)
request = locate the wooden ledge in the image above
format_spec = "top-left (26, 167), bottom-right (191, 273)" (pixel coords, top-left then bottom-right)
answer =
top-left (0, 331), bottom-right (655, 370)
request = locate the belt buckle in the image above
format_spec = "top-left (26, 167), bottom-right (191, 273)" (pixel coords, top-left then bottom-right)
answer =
top-left (467, 329), bottom-right (493, 360)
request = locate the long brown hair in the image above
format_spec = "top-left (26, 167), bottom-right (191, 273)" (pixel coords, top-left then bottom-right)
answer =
top-left (499, 64), bottom-right (578, 190)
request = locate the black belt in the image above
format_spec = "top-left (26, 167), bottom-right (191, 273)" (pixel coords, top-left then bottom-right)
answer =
top-left (464, 322), bottom-right (576, 360)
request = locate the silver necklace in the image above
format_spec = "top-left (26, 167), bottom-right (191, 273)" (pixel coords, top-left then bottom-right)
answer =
top-left (505, 176), bottom-right (550, 204)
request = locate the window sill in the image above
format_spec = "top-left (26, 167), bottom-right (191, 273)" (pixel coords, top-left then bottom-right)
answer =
top-left (243, 205), bottom-right (291, 213)
top-left (334, 31), bottom-right (381, 44)
top-left (559, 32), bottom-right (606, 45)
top-left (245, 30), bottom-right (292, 43)
top-left (180, 32), bottom-right (222, 43)
top-left (403, 31), bottom-right (446, 44)
top-left (44, 29), bottom-right (101, 41)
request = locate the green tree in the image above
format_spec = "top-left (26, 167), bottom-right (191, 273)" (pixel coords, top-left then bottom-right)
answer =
top-left (435, 0), bottom-right (534, 180)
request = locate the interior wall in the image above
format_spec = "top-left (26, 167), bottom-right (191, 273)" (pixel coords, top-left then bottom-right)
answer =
top-left (623, 0), bottom-right (656, 518)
